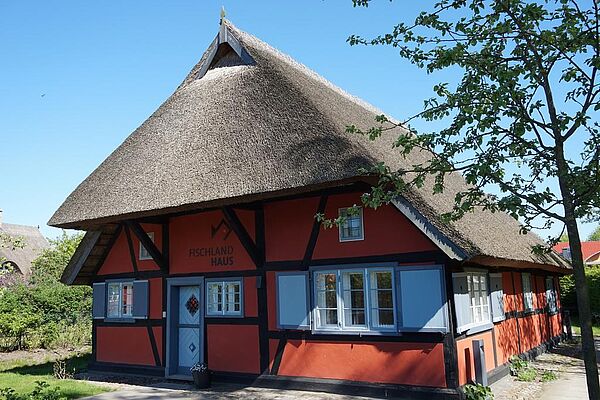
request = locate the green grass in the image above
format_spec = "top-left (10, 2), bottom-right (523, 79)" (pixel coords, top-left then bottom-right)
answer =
top-left (570, 315), bottom-right (600, 336)
top-left (0, 351), bottom-right (109, 399)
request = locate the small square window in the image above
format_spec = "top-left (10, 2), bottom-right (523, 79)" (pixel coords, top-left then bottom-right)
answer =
top-left (139, 232), bottom-right (155, 260)
top-left (206, 279), bottom-right (243, 317)
top-left (339, 207), bottom-right (364, 242)
top-left (107, 282), bottom-right (134, 319)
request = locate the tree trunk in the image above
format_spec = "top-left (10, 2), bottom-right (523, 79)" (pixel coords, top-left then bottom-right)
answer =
top-left (564, 219), bottom-right (599, 400)
top-left (557, 162), bottom-right (600, 399)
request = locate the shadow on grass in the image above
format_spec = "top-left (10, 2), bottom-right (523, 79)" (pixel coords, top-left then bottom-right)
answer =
top-left (2, 353), bottom-right (91, 376)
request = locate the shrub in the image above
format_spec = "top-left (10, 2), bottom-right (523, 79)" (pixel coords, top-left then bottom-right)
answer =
top-left (464, 383), bottom-right (494, 400)
top-left (541, 370), bottom-right (558, 382)
top-left (560, 265), bottom-right (600, 314)
top-left (0, 381), bottom-right (64, 400)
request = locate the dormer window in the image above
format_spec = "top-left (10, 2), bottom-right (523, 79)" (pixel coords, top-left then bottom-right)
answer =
top-left (562, 247), bottom-right (572, 261)
top-left (339, 207), bottom-right (364, 242)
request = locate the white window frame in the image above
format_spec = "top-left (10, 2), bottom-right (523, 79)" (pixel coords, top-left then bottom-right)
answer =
top-left (545, 276), bottom-right (557, 313)
top-left (106, 281), bottom-right (134, 319)
top-left (312, 267), bottom-right (396, 333)
top-left (466, 272), bottom-right (491, 327)
top-left (338, 207), bottom-right (364, 242)
top-left (522, 272), bottom-right (534, 312)
top-left (139, 232), bottom-right (155, 260)
top-left (205, 278), bottom-right (243, 317)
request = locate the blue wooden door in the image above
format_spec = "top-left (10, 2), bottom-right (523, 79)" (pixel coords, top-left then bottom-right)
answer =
top-left (177, 285), bottom-right (202, 374)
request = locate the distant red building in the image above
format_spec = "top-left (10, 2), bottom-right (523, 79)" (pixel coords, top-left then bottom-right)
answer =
top-left (50, 20), bottom-right (570, 399)
top-left (553, 241), bottom-right (600, 266)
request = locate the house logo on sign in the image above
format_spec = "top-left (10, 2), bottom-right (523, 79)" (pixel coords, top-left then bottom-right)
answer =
top-left (188, 218), bottom-right (234, 266)
top-left (211, 219), bottom-right (232, 241)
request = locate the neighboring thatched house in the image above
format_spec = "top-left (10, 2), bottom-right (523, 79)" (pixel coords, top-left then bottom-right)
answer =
top-left (0, 210), bottom-right (49, 277)
top-left (50, 20), bottom-right (569, 399)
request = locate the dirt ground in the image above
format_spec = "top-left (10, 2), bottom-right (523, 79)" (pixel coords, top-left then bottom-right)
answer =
top-left (0, 345), bottom-right (90, 366)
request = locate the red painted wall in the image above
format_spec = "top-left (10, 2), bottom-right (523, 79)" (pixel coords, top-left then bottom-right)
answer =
top-left (312, 193), bottom-right (438, 260)
top-left (275, 340), bottom-right (446, 387)
top-left (265, 197), bottom-right (320, 262)
top-left (96, 326), bottom-right (161, 366)
top-left (97, 223), bottom-right (162, 275)
top-left (207, 325), bottom-right (260, 374)
top-left (456, 331), bottom-right (496, 386)
top-left (170, 210), bottom-right (256, 274)
top-left (458, 271), bottom-right (563, 385)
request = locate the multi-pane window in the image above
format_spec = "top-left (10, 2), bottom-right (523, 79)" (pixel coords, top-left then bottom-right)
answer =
top-left (545, 276), bottom-right (557, 313)
top-left (314, 268), bottom-right (396, 332)
top-left (342, 271), bottom-right (366, 328)
top-left (315, 272), bottom-right (339, 328)
top-left (338, 207), bottom-right (364, 242)
top-left (206, 280), bottom-right (242, 316)
top-left (139, 232), bottom-right (155, 260)
top-left (369, 270), bottom-right (395, 328)
top-left (467, 273), bottom-right (490, 324)
top-left (522, 273), bottom-right (534, 311)
top-left (107, 282), bottom-right (133, 318)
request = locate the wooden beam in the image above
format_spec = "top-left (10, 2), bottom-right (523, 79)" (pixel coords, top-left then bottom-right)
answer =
top-left (61, 230), bottom-right (102, 285)
top-left (124, 225), bottom-right (139, 274)
top-left (222, 206), bottom-right (260, 268)
top-left (125, 220), bottom-right (167, 273)
top-left (302, 195), bottom-right (328, 269)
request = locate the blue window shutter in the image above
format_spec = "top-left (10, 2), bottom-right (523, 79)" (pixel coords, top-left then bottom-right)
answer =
top-left (397, 267), bottom-right (448, 332)
top-left (276, 272), bottom-right (310, 330)
top-left (452, 273), bottom-right (471, 333)
top-left (133, 280), bottom-right (149, 319)
top-left (490, 273), bottom-right (505, 322)
top-left (92, 283), bottom-right (106, 319)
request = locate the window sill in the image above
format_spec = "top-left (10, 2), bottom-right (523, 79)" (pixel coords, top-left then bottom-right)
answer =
top-left (312, 329), bottom-right (397, 336)
top-left (205, 314), bottom-right (244, 318)
top-left (462, 322), bottom-right (494, 336)
top-left (104, 318), bottom-right (135, 323)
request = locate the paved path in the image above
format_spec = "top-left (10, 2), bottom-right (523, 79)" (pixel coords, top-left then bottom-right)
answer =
top-left (84, 339), bottom-right (599, 400)
top-left (83, 382), bottom-right (372, 399)
top-left (491, 337), bottom-right (599, 400)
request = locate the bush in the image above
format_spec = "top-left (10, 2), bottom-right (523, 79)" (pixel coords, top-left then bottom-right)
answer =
top-left (0, 233), bottom-right (91, 350)
top-left (0, 381), bottom-right (64, 400)
top-left (560, 266), bottom-right (600, 316)
top-left (463, 383), bottom-right (493, 400)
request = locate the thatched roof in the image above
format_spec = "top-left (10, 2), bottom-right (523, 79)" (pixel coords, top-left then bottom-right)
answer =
top-left (0, 223), bottom-right (49, 276)
top-left (49, 20), bottom-right (568, 272)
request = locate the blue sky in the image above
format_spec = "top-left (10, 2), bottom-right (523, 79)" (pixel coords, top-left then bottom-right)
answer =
top-left (0, 1), bottom-right (595, 241)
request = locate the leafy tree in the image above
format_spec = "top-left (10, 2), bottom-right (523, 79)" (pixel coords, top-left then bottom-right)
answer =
top-left (588, 225), bottom-right (600, 241)
top-left (559, 233), bottom-right (570, 242)
top-left (0, 232), bottom-right (90, 349)
top-left (30, 231), bottom-right (83, 284)
top-left (0, 232), bottom-right (25, 287)
top-left (348, 0), bottom-right (600, 396)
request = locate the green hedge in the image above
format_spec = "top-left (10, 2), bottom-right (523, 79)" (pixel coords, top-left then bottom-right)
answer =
top-left (560, 266), bottom-right (600, 318)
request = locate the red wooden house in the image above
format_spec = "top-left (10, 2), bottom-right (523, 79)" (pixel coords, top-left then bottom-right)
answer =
top-left (51, 20), bottom-right (570, 399)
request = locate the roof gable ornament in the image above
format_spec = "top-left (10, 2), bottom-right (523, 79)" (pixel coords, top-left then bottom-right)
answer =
top-left (196, 19), bottom-right (255, 79)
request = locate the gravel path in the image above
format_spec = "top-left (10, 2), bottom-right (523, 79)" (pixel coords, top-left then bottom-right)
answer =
top-left (492, 337), bottom-right (598, 400)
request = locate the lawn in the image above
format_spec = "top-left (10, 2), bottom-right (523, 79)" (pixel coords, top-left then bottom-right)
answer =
top-left (570, 315), bottom-right (600, 336)
top-left (0, 350), bottom-right (109, 399)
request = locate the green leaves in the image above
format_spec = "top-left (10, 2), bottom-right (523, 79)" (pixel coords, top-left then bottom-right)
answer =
top-left (345, 0), bottom-right (600, 236)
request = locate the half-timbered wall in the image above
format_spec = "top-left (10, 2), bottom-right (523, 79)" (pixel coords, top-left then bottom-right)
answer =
top-left (90, 190), bottom-right (563, 391)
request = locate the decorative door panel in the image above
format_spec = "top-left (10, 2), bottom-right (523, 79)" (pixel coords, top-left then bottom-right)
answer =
top-left (177, 327), bottom-right (200, 368)
top-left (179, 286), bottom-right (200, 325)
top-left (176, 285), bottom-right (202, 373)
